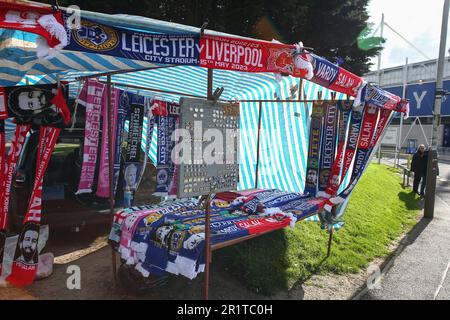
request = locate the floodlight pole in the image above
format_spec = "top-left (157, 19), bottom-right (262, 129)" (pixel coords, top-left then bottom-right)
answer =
top-left (396, 57), bottom-right (408, 167)
top-left (377, 13), bottom-right (384, 164)
top-left (424, 0), bottom-right (449, 219)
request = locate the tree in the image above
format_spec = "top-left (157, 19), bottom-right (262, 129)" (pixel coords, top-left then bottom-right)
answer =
top-left (40, 0), bottom-right (381, 74)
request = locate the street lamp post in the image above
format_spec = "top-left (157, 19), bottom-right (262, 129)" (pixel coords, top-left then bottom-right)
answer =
top-left (424, 0), bottom-right (449, 219)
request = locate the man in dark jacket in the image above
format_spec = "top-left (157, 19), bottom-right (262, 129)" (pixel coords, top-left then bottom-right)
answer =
top-left (411, 144), bottom-right (427, 196)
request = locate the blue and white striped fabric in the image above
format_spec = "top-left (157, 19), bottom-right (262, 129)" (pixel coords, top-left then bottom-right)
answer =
top-left (0, 13), bottom-right (352, 219)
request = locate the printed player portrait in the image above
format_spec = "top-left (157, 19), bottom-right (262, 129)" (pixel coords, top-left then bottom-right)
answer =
top-left (7, 85), bottom-right (67, 126)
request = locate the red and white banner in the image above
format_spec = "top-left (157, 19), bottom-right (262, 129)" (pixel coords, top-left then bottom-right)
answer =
top-left (199, 35), bottom-right (311, 78)
top-left (0, 1), bottom-right (67, 57)
top-left (6, 125), bottom-right (60, 286)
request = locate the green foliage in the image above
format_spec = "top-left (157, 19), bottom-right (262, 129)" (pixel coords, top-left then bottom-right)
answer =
top-left (39, 0), bottom-right (380, 74)
top-left (218, 164), bottom-right (421, 295)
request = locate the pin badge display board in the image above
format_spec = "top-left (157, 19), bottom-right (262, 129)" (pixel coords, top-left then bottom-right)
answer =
top-left (177, 98), bottom-right (240, 198)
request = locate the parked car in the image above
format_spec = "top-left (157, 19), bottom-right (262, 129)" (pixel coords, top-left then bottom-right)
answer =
top-left (7, 100), bottom-right (159, 232)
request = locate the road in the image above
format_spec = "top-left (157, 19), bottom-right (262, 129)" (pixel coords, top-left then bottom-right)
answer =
top-left (359, 160), bottom-right (450, 300)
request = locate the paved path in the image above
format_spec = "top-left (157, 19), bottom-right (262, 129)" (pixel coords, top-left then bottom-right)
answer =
top-left (359, 161), bottom-right (450, 300)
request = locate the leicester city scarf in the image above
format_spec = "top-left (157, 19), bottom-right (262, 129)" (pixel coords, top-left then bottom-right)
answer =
top-left (304, 102), bottom-right (324, 196)
top-left (318, 102), bottom-right (338, 191)
top-left (325, 100), bottom-right (352, 195)
top-left (123, 93), bottom-right (145, 208)
top-left (154, 101), bottom-right (179, 197)
top-left (76, 79), bottom-right (105, 194)
top-left (96, 87), bottom-right (119, 198)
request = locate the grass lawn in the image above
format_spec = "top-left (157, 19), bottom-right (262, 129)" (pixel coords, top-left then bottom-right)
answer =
top-left (218, 164), bottom-right (422, 295)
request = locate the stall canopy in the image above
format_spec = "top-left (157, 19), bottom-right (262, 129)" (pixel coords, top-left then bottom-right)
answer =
top-left (0, 5), bottom-right (352, 194)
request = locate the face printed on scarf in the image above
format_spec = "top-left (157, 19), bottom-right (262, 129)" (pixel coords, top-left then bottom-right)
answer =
top-left (367, 104), bottom-right (378, 115)
top-left (125, 164), bottom-right (137, 189)
top-left (183, 233), bottom-right (204, 250)
top-left (156, 226), bottom-right (174, 245)
top-left (20, 230), bottom-right (39, 263)
top-left (331, 174), bottom-right (340, 188)
top-left (306, 169), bottom-right (317, 185)
top-left (18, 90), bottom-right (47, 111)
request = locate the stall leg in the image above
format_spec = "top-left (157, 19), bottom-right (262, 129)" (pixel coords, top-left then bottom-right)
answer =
top-left (106, 75), bottom-right (117, 284)
top-left (203, 193), bottom-right (212, 300)
top-left (327, 229), bottom-right (334, 258)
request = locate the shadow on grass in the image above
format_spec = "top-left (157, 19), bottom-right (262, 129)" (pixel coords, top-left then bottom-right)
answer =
top-left (398, 190), bottom-right (422, 211)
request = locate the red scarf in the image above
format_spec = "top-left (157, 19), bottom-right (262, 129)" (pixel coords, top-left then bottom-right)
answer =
top-left (6, 125), bottom-right (60, 286)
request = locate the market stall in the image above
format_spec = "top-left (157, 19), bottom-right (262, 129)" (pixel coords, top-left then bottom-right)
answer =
top-left (0, 0), bottom-right (408, 298)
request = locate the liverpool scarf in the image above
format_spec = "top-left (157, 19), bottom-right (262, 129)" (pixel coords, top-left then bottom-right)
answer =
top-left (350, 105), bottom-right (379, 181)
top-left (324, 105), bottom-right (392, 212)
top-left (325, 100), bottom-right (352, 195)
top-left (76, 79), bottom-right (105, 194)
top-left (304, 102), bottom-right (324, 195)
top-left (7, 125), bottom-right (60, 286)
top-left (0, 123), bottom-right (30, 276)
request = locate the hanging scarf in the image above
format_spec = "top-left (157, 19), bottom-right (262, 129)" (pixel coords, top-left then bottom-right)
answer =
top-left (113, 90), bottom-right (128, 194)
top-left (135, 97), bottom-right (156, 190)
top-left (123, 93), bottom-right (145, 207)
top-left (76, 79), bottom-right (105, 194)
top-left (304, 101), bottom-right (325, 196)
top-left (0, 123), bottom-right (30, 276)
top-left (318, 102), bottom-right (338, 191)
top-left (0, 2), bottom-right (67, 58)
top-left (324, 105), bottom-right (393, 212)
top-left (153, 100), bottom-right (178, 197)
top-left (6, 126), bottom-right (60, 286)
top-left (96, 87), bottom-right (119, 198)
top-left (350, 105), bottom-right (379, 181)
top-left (325, 100), bottom-right (352, 195)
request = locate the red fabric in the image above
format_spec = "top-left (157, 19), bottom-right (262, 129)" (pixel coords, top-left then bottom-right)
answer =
top-left (50, 85), bottom-right (70, 124)
top-left (150, 99), bottom-right (168, 116)
top-left (234, 214), bottom-right (291, 235)
top-left (199, 35), bottom-right (307, 77)
top-left (358, 106), bottom-right (379, 149)
top-left (0, 1), bottom-right (64, 48)
top-left (7, 126), bottom-right (60, 287)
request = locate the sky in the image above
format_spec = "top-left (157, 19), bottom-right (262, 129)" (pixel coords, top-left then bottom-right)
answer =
top-left (367, 0), bottom-right (450, 71)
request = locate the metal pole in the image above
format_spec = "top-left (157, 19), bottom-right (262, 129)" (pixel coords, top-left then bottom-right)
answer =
top-left (425, 0), bottom-right (449, 218)
top-left (106, 75), bottom-right (117, 282)
top-left (397, 57), bottom-right (408, 167)
top-left (203, 193), bottom-right (212, 300)
top-left (254, 101), bottom-right (263, 189)
top-left (207, 69), bottom-right (213, 100)
top-left (203, 70), bottom-right (214, 299)
top-left (377, 13), bottom-right (384, 164)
